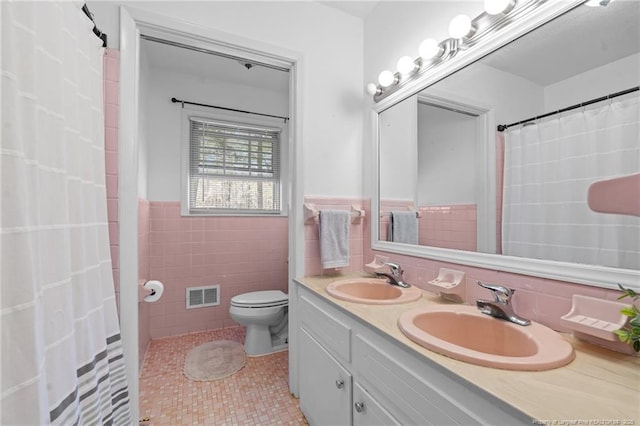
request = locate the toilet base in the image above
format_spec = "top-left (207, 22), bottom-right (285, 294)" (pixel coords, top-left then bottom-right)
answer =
top-left (246, 344), bottom-right (288, 357)
top-left (244, 324), bottom-right (288, 356)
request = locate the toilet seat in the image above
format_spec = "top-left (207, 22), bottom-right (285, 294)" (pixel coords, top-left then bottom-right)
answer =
top-left (231, 290), bottom-right (288, 308)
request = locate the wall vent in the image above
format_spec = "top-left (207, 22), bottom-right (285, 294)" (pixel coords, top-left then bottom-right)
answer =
top-left (186, 285), bottom-right (220, 309)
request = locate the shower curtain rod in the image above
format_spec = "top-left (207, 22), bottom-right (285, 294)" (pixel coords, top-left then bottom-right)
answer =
top-left (81, 4), bottom-right (107, 48)
top-left (171, 97), bottom-right (289, 122)
top-left (497, 85), bottom-right (639, 132)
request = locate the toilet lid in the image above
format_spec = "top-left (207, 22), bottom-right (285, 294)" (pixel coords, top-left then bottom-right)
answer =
top-left (231, 290), bottom-right (288, 307)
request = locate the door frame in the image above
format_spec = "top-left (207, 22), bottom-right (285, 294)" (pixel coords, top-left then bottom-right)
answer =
top-left (416, 92), bottom-right (496, 253)
top-left (119, 7), bottom-right (304, 420)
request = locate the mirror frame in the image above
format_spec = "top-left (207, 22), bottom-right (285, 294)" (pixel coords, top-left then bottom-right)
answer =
top-left (371, 0), bottom-right (640, 291)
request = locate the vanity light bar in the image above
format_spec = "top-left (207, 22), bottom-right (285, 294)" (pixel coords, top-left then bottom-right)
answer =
top-left (368, 0), bottom-right (540, 102)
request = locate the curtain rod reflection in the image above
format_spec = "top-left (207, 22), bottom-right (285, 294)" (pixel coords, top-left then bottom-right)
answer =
top-left (171, 97), bottom-right (289, 122)
top-left (497, 86), bottom-right (639, 132)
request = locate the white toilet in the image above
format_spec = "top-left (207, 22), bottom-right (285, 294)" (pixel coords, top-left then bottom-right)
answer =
top-left (229, 290), bottom-right (289, 356)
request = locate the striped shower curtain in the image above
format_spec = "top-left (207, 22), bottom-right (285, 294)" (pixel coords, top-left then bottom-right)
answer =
top-left (1, 2), bottom-right (132, 425)
top-left (502, 94), bottom-right (640, 270)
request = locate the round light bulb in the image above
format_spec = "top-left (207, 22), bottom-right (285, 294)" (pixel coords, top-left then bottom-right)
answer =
top-left (418, 38), bottom-right (441, 60)
top-left (484, 0), bottom-right (513, 15)
top-left (449, 14), bottom-right (472, 39)
top-left (366, 83), bottom-right (379, 96)
top-left (397, 56), bottom-right (417, 75)
top-left (378, 70), bottom-right (396, 88)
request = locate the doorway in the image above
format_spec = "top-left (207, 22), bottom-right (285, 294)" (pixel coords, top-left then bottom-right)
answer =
top-left (119, 8), bottom-right (302, 421)
top-left (416, 93), bottom-right (496, 253)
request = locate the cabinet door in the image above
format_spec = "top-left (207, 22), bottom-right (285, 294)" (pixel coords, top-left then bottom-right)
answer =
top-left (353, 383), bottom-right (401, 426)
top-left (299, 329), bottom-right (352, 426)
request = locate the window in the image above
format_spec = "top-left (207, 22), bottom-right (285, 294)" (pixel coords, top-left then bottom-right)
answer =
top-left (186, 117), bottom-right (283, 215)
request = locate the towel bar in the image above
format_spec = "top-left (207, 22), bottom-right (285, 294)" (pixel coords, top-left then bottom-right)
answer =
top-left (303, 203), bottom-right (365, 225)
top-left (380, 210), bottom-right (422, 218)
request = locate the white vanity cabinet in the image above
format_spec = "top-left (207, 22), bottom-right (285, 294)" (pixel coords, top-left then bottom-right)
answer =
top-left (295, 281), bottom-right (531, 426)
top-left (352, 383), bottom-right (400, 426)
top-left (299, 329), bottom-right (352, 425)
top-left (298, 289), bottom-right (356, 426)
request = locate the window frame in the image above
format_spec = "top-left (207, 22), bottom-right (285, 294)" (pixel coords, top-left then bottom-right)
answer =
top-left (181, 107), bottom-right (289, 217)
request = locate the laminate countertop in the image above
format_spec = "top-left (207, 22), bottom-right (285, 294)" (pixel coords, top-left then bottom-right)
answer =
top-left (295, 274), bottom-right (640, 424)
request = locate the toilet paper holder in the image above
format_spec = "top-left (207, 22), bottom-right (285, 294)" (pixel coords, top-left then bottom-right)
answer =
top-left (140, 280), bottom-right (164, 303)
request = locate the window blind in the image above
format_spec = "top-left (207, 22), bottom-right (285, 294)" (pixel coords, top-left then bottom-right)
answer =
top-left (189, 118), bottom-right (281, 214)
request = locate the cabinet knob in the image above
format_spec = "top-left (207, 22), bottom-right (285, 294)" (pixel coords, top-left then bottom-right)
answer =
top-left (335, 379), bottom-right (344, 389)
top-left (354, 402), bottom-right (364, 413)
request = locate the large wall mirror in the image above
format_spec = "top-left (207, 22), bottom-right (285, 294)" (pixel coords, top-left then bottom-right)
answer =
top-left (372, 0), bottom-right (640, 290)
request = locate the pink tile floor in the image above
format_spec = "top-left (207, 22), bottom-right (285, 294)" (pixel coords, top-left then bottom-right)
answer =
top-left (139, 327), bottom-right (308, 425)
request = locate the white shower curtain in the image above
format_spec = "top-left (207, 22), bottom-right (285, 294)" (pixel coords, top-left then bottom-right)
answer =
top-left (1, 2), bottom-right (132, 425)
top-left (502, 94), bottom-right (640, 269)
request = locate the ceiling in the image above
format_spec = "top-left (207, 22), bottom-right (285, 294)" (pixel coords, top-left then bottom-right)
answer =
top-left (318, 1), bottom-right (380, 19)
top-left (480, 1), bottom-right (640, 85)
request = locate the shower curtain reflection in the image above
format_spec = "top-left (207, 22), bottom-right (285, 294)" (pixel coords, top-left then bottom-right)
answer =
top-left (502, 95), bottom-right (640, 269)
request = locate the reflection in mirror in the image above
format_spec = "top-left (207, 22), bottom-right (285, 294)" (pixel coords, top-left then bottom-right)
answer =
top-left (376, 1), bottom-right (639, 284)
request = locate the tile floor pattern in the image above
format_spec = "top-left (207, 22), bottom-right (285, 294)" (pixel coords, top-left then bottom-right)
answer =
top-left (139, 326), bottom-right (308, 425)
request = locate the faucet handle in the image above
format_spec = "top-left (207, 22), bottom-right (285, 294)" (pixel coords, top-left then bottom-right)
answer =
top-left (384, 262), bottom-right (403, 276)
top-left (476, 281), bottom-right (514, 303)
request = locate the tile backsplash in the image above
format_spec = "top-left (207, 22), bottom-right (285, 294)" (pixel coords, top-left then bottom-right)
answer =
top-left (145, 202), bottom-right (288, 338)
top-left (359, 198), bottom-right (632, 354)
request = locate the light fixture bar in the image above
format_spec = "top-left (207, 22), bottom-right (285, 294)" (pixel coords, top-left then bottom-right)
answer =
top-left (368, 0), bottom-right (547, 103)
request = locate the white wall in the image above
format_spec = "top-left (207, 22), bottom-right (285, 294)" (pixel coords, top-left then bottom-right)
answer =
top-left (88, 0), bottom-right (364, 198)
top-left (144, 66), bottom-right (288, 202)
top-left (138, 45), bottom-right (150, 199)
top-left (379, 95), bottom-right (417, 201)
top-left (544, 53), bottom-right (640, 111)
top-left (431, 62), bottom-right (544, 127)
top-left (431, 52), bottom-right (639, 128)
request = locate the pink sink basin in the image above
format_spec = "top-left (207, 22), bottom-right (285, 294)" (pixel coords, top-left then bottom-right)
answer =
top-left (326, 278), bottom-right (423, 305)
top-left (398, 305), bottom-right (575, 371)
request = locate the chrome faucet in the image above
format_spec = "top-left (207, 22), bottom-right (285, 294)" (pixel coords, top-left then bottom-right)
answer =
top-left (476, 281), bottom-right (530, 326)
top-left (376, 262), bottom-right (410, 288)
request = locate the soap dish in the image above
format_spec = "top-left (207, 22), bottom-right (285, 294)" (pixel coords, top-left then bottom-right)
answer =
top-left (560, 295), bottom-right (628, 341)
top-left (424, 268), bottom-right (466, 302)
top-left (364, 255), bottom-right (389, 275)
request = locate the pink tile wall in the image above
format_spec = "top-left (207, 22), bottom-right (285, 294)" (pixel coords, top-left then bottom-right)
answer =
top-left (378, 200), bottom-right (477, 251)
top-left (304, 197), bottom-right (366, 277)
top-left (147, 202), bottom-right (289, 338)
top-left (419, 204), bottom-right (477, 251)
top-left (359, 198), bottom-right (630, 353)
top-left (365, 242), bottom-right (613, 328)
top-left (103, 48), bottom-right (120, 302)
